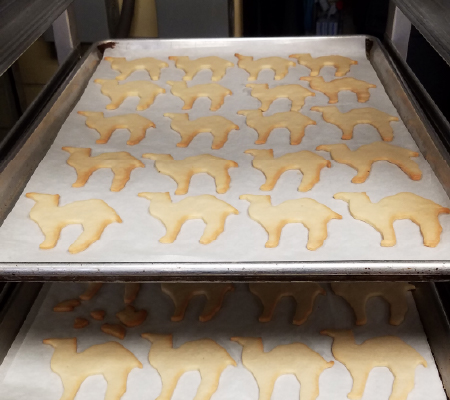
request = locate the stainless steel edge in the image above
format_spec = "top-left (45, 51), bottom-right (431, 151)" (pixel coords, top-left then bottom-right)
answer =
top-left (413, 283), bottom-right (450, 397)
top-left (1, 36), bottom-right (450, 280)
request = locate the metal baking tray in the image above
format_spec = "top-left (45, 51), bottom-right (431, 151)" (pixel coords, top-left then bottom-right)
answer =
top-left (0, 282), bottom-right (449, 399)
top-left (1, 36), bottom-right (450, 281)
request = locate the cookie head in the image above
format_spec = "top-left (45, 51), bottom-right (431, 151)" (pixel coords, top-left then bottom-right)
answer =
top-left (310, 106), bottom-right (328, 113)
top-left (43, 338), bottom-right (76, 348)
top-left (141, 333), bottom-right (172, 343)
top-left (77, 111), bottom-right (103, 118)
top-left (244, 149), bottom-right (274, 157)
top-left (239, 194), bottom-right (271, 203)
top-left (138, 192), bottom-right (171, 202)
top-left (334, 192), bottom-right (367, 203)
top-left (26, 193), bottom-right (60, 203)
top-left (230, 337), bottom-right (259, 346)
top-left (316, 144), bottom-right (345, 152)
top-left (320, 329), bottom-right (354, 339)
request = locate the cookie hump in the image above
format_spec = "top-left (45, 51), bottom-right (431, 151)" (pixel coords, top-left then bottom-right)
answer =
top-left (104, 56), bottom-right (169, 80)
top-left (94, 79), bottom-right (165, 110)
top-left (321, 329), bottom-right (426, 400)
top-left (143, 153), bottom-right (238, 194)
top-left (138, 192), bottom-right (238, 244)
top-left (245, 149), bottom-right (330, 191)
top-left (300, 76), bottom-right (376, 103)
top-left (26, 193), bottom-right (122, 254)
top-left (231, 336), bottom-right (333, 400)
top-left (289, 53), bottom-right (358, 76)
top-left (169, 56), bottom-right (234, 81)
top-left (63, 147), bottom-right (144, 192)
top-left (316, 142), bottom-right (421, 183)
top-left (238, 110), bottom-right (316, 145)
top-left (164, 112), bottom-right (239, 149)
top-left (161, 283), bottom-right (234, 321)
top-left (331, 282), bottom-right (415, 325)
top-left (311, 106), bottom-right (399, 141)
top-left (334, 192), bottom-right (450, 247)
top-left (240, 194), bottom-right (342, 250)
top-left (249, 282), bottom-right (325, 324)
top-left (142, 334), bottom-right (236, 400)
top-left (43, 338), bottom-right (142, 400)
top-left (78, 111), bottom-right (155, 145)
top-left (235, 53), bottom-right (296, 80)
top-left (167, 81), bottom-right (232, 111)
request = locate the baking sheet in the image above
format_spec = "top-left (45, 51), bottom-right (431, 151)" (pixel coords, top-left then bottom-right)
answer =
top-left (0, 37), bottom-right (449, 263)
top-left (0, 282), bottom-right (446, 400)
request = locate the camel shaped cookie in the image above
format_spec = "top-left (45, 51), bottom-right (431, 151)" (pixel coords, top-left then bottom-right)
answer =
top-left (246, 83), bottom-right (315, 111)
top-left (316, 142), bottom-right (421, 183)
top-left (245, 149), bottom-right (330, 192)
top-left (142, 153), bottom-right (238, 195)
top-left (63, 147), bottom-right (144, 192)
top-left (240, 194), bottom-right (342, 250)
top-left (142, 334), bottom-right (236, 400)
top-left (235, 53), bottom-right (296, 80)
top-left (334, 192), bottom-right (450, 247)
top-left (43, 338), bottom-right (142, 400)
top-left (26, 193), bottom-right (122, 254)
top-left (104, 56), bottom-right (169, 80)
top-left (231, 337), bottom-right (333, 400)
top-left (167, 80), bottom-right (232, 111)
top-left (161, 283), bottom-right (234, 321)
top-left (321, 329), bottom-right (427, 400)
top-left (300, 76), bottom-right (376, 103)
top-left (238, 110), bottom-right (316, 145)
top-left (311, 106), bottom-right (399, 141)
top-left (249, 282), bottom-right (325, 325)
top-left (164, 112), bottom-right (238, 149)
top-left (289, 54), bottom-right (358, 76)
top-left (169, 56), bottom-right (234, 81)
top-left (94, 79), bottom-right (165, 110)
top-left (78, 111), bottom-right (155, 145)
top-left (138, 192), bottom-right (238, 244)
top-left (331, 282), bottom-right (415, 325)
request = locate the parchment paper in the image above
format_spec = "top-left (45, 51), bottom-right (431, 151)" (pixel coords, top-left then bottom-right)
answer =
top-left (0, 283), bottom-right (446, 400)
top-left (0, 37), bottom-right (449, 262)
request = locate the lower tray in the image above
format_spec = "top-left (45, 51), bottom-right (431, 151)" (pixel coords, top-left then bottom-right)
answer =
top-left (0, 282), bottom-right (448, 399)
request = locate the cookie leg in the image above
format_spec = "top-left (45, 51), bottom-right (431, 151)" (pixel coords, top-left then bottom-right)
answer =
top-left (97, 128), bottom-right (114, 144)
top-left (377, 222), bottom-right (397, 247)
top-left (351, 163), bottom-right (372, 184)
top-left (106, 95), bottom-right (126, 110)
top-left (60, 377), bottom-right (83, 400)
top-left (159, 220), bottom-right (183, 244)
top-left (254, 129), bottom-right (272, 145)
top-left (110, 168), bottom-right (133, 192)
top-left (182, 69), bottom-right (196, 81)
top-left (247, 68), bottom-right (259, 81)
top-left (39, 224), bottom-right (62, 250)
top-left (211, 132), bottom-right (228, 149)
top-left (292, 297), bottom-right (315, 325)
top-left (128, 128), bottom-right (147, 145)
top-left (72, 168), bottom-right (93, 188)
top-left (356, 90), bottom-right (370, 103)
top-left (417, 216), bottom-right (442, 248)
top-left (210, 96), bottom-right (225, 111)
top-left (290, 98), bottom-right (305, 112)
top-left (211, 68), bottom-right (227, 81)
top-left (298, 375), bottom-right (320, 400)
top-left (194, 370), bottom-right (221, 400)
top-left (172, 172), bottom-right (192, 195)
top-left (177, 132), bottom-right (195, 148)
top-left (298, 168), bottom-right (321, 192)
top-left (199, 216), bottom-right (226, 244)
top-left (339, 123), bottom-right (354, 140)
top-left (348, 297), bottom-right (368, 325)
top-left (327, 91), bottom-right (339, 104)
top-left (264, 222), bottom-right (283, 248)
top-left (289, 127), bottom-right (306, 145)
top-left (181, 96), bottom-right (196, 110)
top-left (169, 293), bottom-right (191, 321)
top-left (157, 372), bottom-right (180, 400)
top-left (396, 159), bottom-right (422, 180)
top-left (210, 169), bottom-right (231, 194)
top-left (200, 291), bottom-right (228, 321)
top-left (257, 292), bottom-right (280, 322)
top-left (374, 122), bottom-right (394, 142)
top-left (148, 66), bottom-right (162, 81)
top-left (137, 96), bottom-right (155, 111)
top-left (305, 224), bottom-right (327, 251)
top-left (347, 368), bottom-right (370, 400)
top-left (254, 375), bottom-right (276, 400)
top-left (104, 375), bottom-right (127, 400)
top-left (390, 368), bottom-right (416, 400)
top-left (69, 224), bottom-right (106, 254)
top-left (387, 294), bottom-right (409, 325)
top-left (335, 65), bottom-right (351, 77)
top-left (260, 168), bottom-right (283, 191)
top-left (259, 99), bottom-right (273, 112)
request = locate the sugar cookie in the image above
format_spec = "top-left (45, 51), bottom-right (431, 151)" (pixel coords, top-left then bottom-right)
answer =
top-left (334, 192), bottom-right (450, 247)
top-left (240, 194), bottom-right (342, 250)
top-left (235, 53), bottom-right (296, 80)
top-left (138, 192), bottom-right (238, 244)
top-left (249, 283), bottom-right (325, 324)
top-left (246, 83), bottom-right (315, 111)
top-left (300, 76), bottom-right (376, 103)
top-left (74, 317), bottom-right (89, 329)
top-left (63, 147), bottom-right (144, 192)
top-left (164, 112), bottom-right (239, 149)
top-left (161, 283), bottom-right (234, 321)
top-left (101, 323), bottom-right (126, 340)
top-left (316, 142), bottom-right (421, 183)
top-left (169, 56), bottom-right (234, 81)
top-left (143, 153), bottom-right (238, 195)
top-left (116, 305), bottom-right (147, 327)
top-left (43, 338), bottom-right (142, 400)
top-left (78, 111), bottom-right (155, 145)
top-left (105, 56), bottom-right (168, 80)
top-left (124, 283), bottom-right (141, 305)
top-left (94, 79), bottom-right (165, 110)
top-left (53, 299), bottom-right (80, 312)
top-left (90, 310), bottom-right (106, 321)
top-left (79, 283), bottom-right (103, 301)
top-left (231, 337), bottom-right (333, 400)
top-left (311, 106), bottom-right (399, 141)
top-left (331, 282), bottom-right (415, 325)
top-left (238, 109), bottom-right (316, 145)
top-left (26, 193), bottom-right (122, 254)
top-left (321, 329), bottom-right (427, 400)
top-left (142, 334), bottom-right (236, 400)
top-left (245, 149), bottom-right (330, 191)
top-left (167, 80), bottom-right (232, 110)
top-left (289, 54), bottom-right (358, 76)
